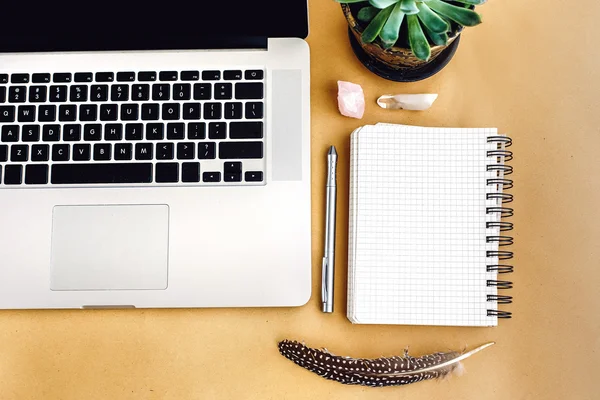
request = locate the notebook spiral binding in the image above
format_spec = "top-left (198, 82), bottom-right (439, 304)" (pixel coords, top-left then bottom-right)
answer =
top-left (485, 135), bottom-right (514, 319)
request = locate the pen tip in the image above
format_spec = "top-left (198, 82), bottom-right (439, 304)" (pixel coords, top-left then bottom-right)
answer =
top-left (328, 146), bottom-right (337, 156)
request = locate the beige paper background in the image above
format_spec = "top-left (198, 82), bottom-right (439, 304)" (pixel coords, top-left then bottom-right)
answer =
top-left (1, 0), bottom-right (599, 398)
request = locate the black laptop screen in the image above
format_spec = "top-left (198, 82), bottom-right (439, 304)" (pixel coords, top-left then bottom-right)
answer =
top-left (0, 1), bottom-right (309, 53)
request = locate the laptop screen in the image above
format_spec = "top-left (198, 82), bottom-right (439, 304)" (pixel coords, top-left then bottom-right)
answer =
top-left (0, 1), bottom-right (309, 53)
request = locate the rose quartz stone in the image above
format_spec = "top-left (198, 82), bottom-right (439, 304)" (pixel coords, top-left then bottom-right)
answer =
top-left (337, 81), bottom-right (365, 119)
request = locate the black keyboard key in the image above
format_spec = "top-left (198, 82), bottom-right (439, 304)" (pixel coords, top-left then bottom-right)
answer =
top-left (181, 71), bottom-right (199, 81)
top-left (4, 165), bottom-right (23, 185)
top-left (43, 125), bottom-right (61, 142)
top-left (173, 84), bottom-right (191, 100)
top-left (39, 105), bottom-right (56, 122)
top-left (236, 82), bottom-right (264, 100)
top-left (167, 123), bottom-right (185, 140)
top-left (152, 84), bottom-right (170, 101)
top-left (0, 87), bottom-right (5, 103)
top-left (214, 83), bottom-right (232, 100)
top-left (0, 74), bottom-right (7, 84)
top-left (115, 143), bottom-right (133, 160)
top-left (29, 86), bottom-right (47, 103)
top-left (245, 102), bottom-right (263, 119)
top-left (117, 72), bottom-right (135, 82)
top-left (203, 171), bottom-right (221, 182)
top-left (111, 85), bottom-right (129, 101)
top-left (52, 144), bottom-right (70, 161)
top-left (188, 123), bottom-right (206, 139)
top-left (224, 173), bottom-right (242, 182)
top-left (84, 124), bottom-right (102, 141)
top-left (146, 123), bottom-right (164, 140)
top-left (9, 86), bottom-right (26, 103)
top-left (125, 123), bottom-right (143, 140)
top-left (0, 105), bottom-right (15, 122)
top-left (225, 102), bottom-right (243, 119)
top-left (11, 74), bottom-right (29, 84)
top-left (198, 142), bottom-right (216, 159)
top-left (224, 162), bottom-right (242, 173)
top-left (63, 124), bottom-right (81, 141)
top-left (204, 103), bottom-right (221, 119)
top-left (224, 70), bottom-right (242, 80)
top-left (31, 144), bottom-right (49, 161)
top-left (132, 84), bottom-right (150, 101)
top-left (73, 144), bottom-right (91, 161)
top-left (18, 105), bottom-right (36, 122)
top-left (93, 143), bottom-right (111, 161)
top-left (49, 85), bottom-right (67, 102)
top-left (230, 122), bottom-right (263, 139)
top-left (11, 145), bottom-right (28, 162)
top-left (156, 163), bottom-right (179, 183)
top-left (25, 164), bottom-right (49, 185)
top-left (53, 73), bottom-right (72, 83)
top-left (202, 71), bottom-right (221, 80)
top-left (157, 143), bottom-right (174, 160)
top-left (193, 83), bottom-right (211, 100)
top-left (51, 163), bottom-right (153, 184)
top-left (135, 143), bottom-right (153, 160)
top-left (95, 72), bottom-right (114, 82)
top-left (59, 105), bottom-right (77, 121)
top-left (22, 125), bottom-right (40, 142)
top-left (0, 145), bottom-right (6, 161)
top-left (245, 70), bottom-right (264, 80)
top-left (91, 85), bottom-right (109, 101)
top-left (159, 71), bottom-right (178, 81)
top-left (138, 71), bottom-right (157, 81)
top-left (1, 125), bottom-right (19, 142)
top-left (182, 162), bottom-right (200, 183)
top-left (162, 103), bottom-right (180, 120)
top-left (74, 72), bottom-right (93, 82)
top-left (70, 85), bottom-right (88, 102)
top-left (219, 141), bottom-right (263, 159)
top-left (104, 124), bottom-right (123, 140)
top-left (32, 73), bottom-right (51, 83)
top-left (121, 104), bottom-right (139, 121)
top-left (208, 122), bottom-right (226, 139)
top-left (245, 171), bottom-right (263, 182)
top-left (79, 104), bottom-right (97, 121)
top-left (100, 104), bottom-right (118, 121)
top-left (183, 103), bottom-right (201, 120)
top-left (177, 142), bottom-right (194, 159)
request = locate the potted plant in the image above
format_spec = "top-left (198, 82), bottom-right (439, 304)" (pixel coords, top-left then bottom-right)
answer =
top-left (336, 0), bottom-right (486, 81)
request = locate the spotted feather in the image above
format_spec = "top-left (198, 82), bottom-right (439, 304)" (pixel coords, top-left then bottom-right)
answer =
top-left (278, 340), bottom-right (494, 387)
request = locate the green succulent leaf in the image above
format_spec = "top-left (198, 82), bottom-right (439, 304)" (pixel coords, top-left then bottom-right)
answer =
top-left (407, 14), bottom-right (430, 61)
top-left (379, 2), bottom-right (405, 49)
top-left (449, 0), bottom-right (487, 4)
top-left (369, 0), bottom-right (400, 9)
top-left (416, 2), bottom-right (449, 33)
top-left (399, 0), bottom-right (419, 15)
top-left (427, 0), bottom-right (482, 26)
top-left (361, 5), bottom-right (394, 43)
top-left (357, 6), bottom-right (380, 22)
top-left (422, 23), bottom-right (449, 46)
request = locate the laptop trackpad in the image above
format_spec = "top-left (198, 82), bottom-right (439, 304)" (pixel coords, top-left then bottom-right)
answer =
top-left (50, 205), bottom-right (169, 291)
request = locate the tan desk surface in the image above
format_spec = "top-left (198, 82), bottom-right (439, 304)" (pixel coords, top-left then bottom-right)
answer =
top-left (1, 1), bottom-right (599, 399)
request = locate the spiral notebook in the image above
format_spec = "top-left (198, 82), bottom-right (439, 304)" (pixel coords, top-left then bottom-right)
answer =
top-left (347, 123), bottom-right (513, 326)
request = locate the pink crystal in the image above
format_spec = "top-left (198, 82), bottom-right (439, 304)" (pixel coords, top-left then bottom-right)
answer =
top-left (337, 81), bottom-right (365, 119)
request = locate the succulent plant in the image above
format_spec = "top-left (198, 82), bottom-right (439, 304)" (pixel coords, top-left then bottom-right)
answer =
top-left (336, 0), bottom-right (486, 61)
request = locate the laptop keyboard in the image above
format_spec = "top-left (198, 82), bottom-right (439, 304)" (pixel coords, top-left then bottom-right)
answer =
top-left (0, 69), bottom-right (265, 187)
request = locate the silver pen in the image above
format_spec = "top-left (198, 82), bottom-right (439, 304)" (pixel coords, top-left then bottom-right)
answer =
top-left (322, 146), bottom-right (338, 313)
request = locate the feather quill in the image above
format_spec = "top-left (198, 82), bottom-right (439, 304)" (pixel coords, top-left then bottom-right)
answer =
top-left (278, 340), bottom-right (494, 387)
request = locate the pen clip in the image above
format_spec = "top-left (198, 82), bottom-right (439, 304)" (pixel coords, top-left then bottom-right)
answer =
top-left (321, 257), bottom-right (328, 301)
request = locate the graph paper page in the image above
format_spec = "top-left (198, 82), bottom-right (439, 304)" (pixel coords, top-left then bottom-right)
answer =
top-left (348, 125), bottom-right (498, 326)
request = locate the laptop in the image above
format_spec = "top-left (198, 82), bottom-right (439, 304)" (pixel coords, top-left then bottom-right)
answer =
top-left (0, 2), bottom-right (312, 309)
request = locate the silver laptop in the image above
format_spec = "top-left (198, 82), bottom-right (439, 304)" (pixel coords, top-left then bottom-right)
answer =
top-left (0, 2), bottom-right (311, 309)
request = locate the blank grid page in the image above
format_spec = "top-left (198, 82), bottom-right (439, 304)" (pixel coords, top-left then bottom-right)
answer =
top-left (348, 125), bottom-right (497, 326)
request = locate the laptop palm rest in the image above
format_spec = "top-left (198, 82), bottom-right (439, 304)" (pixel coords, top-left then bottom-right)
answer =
top-left (50, 205), bottom-right (169, 291)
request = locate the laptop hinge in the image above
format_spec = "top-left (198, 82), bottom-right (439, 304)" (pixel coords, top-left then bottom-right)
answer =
top-left (189, 35), bottom-right (268, 51)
